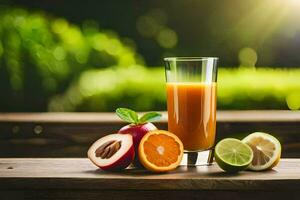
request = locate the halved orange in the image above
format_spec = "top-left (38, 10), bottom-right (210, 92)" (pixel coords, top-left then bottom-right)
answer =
top-left (138, 130), bottom-right (184, 172)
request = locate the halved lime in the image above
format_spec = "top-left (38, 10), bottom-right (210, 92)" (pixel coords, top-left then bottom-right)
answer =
top-left (215, 138), bottom-right (253, 173)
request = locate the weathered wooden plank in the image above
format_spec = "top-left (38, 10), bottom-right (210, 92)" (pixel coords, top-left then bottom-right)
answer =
top-left (1, 111), bottom-right (300, 123)
top-left (1, 158), bottom-right (300, 200)
top-left (0, 111), bottom-right (299, 157)
top-left (1, 190), bottom-right (300, 200)
top-left (0, 158), bottom-right (299, 191)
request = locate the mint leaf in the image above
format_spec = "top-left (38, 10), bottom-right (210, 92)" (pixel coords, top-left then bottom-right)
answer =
top-left (116, 108), bottom-right (139, 124)
top-left (139, 112), bottom-right (162, 123)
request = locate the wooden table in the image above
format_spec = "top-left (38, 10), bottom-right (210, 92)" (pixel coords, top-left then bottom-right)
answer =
top-left (0, 158), bottom-right (299, 200)
top-left (1, 111), bottom-right (300, 158)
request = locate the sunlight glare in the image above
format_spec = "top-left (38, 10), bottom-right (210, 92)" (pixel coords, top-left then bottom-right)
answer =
top-left (288, 0), bottom-right (300, 7)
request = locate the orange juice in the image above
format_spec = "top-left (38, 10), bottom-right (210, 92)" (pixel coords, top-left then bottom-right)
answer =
top-left (166, 82), bottom-right (217, 151)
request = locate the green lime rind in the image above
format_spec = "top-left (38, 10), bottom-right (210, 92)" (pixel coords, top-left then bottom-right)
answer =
top-left (215, 138), bottom-right (253, 173)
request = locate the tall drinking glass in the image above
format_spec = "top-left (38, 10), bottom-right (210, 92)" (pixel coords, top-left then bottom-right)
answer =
top-left (164, 57), bottom-right (218, 166)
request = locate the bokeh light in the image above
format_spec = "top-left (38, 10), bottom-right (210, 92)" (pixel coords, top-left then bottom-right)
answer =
top-left (136, 9), bottom-right (178, 49)
top-left (238, 47), bottom-right (258, 67)
top-left (156, 28), bottom-right (178, 49)
top-left (286, 93), bottom-right (300, 110)
top-left (136, 16), bottom-right (160, 38)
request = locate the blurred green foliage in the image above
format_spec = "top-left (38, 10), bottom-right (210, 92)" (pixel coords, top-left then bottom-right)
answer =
top-left (0, 7), bottom-right (299, 112)
top-left (48, 66), bottom-right (165, 111)
top-left (49, 67), bottom-right (300, 111)
top-left (218, 68), bottom-right (300, 110)
top-left (0, 7), bottom-right (143, 111)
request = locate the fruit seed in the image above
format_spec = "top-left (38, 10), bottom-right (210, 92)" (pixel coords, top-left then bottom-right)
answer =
top-left (95, 140), bottom-right (122, 159)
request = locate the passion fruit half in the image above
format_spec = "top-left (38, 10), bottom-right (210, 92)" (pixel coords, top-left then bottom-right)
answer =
top-left (87, 133), bottom-right (135, 171)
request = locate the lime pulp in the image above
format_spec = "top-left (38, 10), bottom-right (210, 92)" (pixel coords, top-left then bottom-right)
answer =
top-left (215, 138), bottom-right (253, 173)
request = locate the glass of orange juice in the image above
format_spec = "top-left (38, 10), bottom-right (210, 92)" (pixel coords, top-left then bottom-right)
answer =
top-left (164, 57), bottom-right (218, 166)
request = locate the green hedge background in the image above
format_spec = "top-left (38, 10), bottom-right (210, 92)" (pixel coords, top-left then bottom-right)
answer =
top-left (1, 8), bottom-right (299, 112)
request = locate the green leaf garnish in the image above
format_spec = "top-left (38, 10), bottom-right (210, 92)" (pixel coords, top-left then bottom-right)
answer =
top-left (116, 108), bottom-right (162, 124)
top-left (139, 112), bottom-right (162, 123)
top-left (116, 108), bottom-right (139, 124)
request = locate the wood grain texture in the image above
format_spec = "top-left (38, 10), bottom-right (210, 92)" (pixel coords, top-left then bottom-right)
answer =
top-left (2, 190), bottom-right (300, 200)
top-left (0, 158), bottom-right (299, 191)
top-left (0, 111), bottom-right (300, 157)
top-left (1, 110), bottom-right (300, 122)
